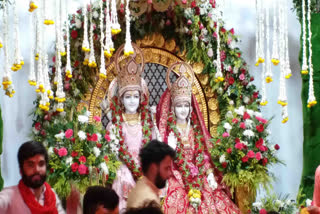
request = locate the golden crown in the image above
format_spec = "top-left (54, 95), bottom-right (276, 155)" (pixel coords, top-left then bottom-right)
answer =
top-left (166, 62), bottom-right (194, 106)
top-left (115, 43), bottom-right (145, 97)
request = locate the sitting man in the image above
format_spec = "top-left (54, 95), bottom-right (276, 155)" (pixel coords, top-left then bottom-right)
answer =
top-left (0, 141), bottom-right (65, 213)
top-left (127, 140), bottom-right (176, 209)
top-left (83, 186), bottom-right (119, 214)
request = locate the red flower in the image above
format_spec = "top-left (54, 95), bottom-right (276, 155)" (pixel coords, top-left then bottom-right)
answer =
top-left (71, 151), bottom-right (78, 157)
top-left (232, 118), bottom-right (239, 124)
top-left (71, 30), bottom-right (78, 39)
top-left (256, 124), bottom-right (264, 133)
top-left (240, 122), bottom-right (246, 129)
top-left (259, 209), bottom-right (267, 214)
top-left (262, 158), bottom-right (268, 166)
top-left (243, 112), bottom-right (251, 120)
top-left (96, 143), bottom-right (102, 148)
top-left (228, 77), bottom-right (235, 85)
top-left (178, 159), bottom-right (184, 165)
top-left (216, 139), bottom-right (221, 144)
top-left (253, 91), bottom-right (259, 98)
top-left (256, 116), bottom-right (268, 124)
top-left (93, 116), bottom-right (101, 122)
top-left (41, 130), bottom-right (46, 136)
top-left (247, 150), bottom-right (255, 158)
top-left (54, 148), bottom-right (59, 155)
top-left (255, 138), bottom-right (264, 149)
top-left (52, 56), bottom-right (56, 63)
top-left (222, 162), bottom-right (228, 168)
top-left (35, 122), bottom-right (41, 131)
top-left (250, 76), bottom-right (254, 82)
top-left (88, 133), bottom-right (98, 142)
top-left (221, 27), bottom-right (226, 33)
top-left (235, 143), bottom-right (244, 150)
top-left (274, 144), bottom-right (280, 150)
top-left (191, 0), bottom-right (196, 8)
top-left (168, 117), bottom-right (173, 123)
top-left (235, 138), bottom-right (240, 144)
top-left (58, 147), bottom-right (68, 157)
top-left (227, 148), bottom-right (232, 154)
top-left (104, 156), bottom-right (109, 162)
top-left (242, 156), bottom-right (249, 163)
top-left (65, 129), bottom-right (73, 139)
top-left (230, 28), bottom-right (235, 35)
top-left (79, 156), bottom-right (86, 163)
top-left (255, 152), bottom-right (262, 161)
top-left (71, 138), bottom-right (76, 143)
top-left (78, 164), bottom-right (88, 175)
top-left (74, 60), bottom-right (80, 68)
top-left (237, 53), bottom-right (241, 58)
top-left (259, 146), bottom-right (268, 152)
top-left (71, 163), bottom-right (79, 172)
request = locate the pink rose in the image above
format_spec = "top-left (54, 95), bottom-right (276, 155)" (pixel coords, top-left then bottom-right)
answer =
top-left (104, 134), bottom-right (111, 142)
top-left (256, 116), bottom-right (268, 124)
top-left (235, 143), bottom-right (244, 150)
top-left (78, 164), bottom-right (88, 175)
top-left (58, 147), bottom-right (68, 157)
top-left (187, 19), bottom-right (192, 25)
top-left (240, 122), bottom-right (246, 129)
top-left (222, 132), bottom-right (230, 138)
top-left (189, 164), bottom-right (199, 177)
top-left (255, 152), bottom-right (262, 161)
top-left (230, 28), bottom-right (235, 35)
top-left (259, 209), bottom-right (267, 214)
top-left (93, 116), bottom-right (101, 122)
top-left (239, 73), bottom-right (245, 81)
top-left (247, 150), bottom-right (255, 158)
top-left (259, 146), bottom-right (268, 152)
top-left (65, 129), bottom-right (73, 139)
top-left (243, 112), bottom-right (251, 120)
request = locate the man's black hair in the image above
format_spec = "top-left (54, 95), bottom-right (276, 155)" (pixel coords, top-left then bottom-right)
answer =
top-left (83, 186), bottom-right (119, 214)
top-left (18, 141), bottom-right (49, 169)
top-left (124, 201), bottom-right (163, 214)
top-left (139, 140), bottom-right (176, 174)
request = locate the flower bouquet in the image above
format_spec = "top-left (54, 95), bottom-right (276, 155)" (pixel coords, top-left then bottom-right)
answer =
top-left (211, 106), bottom-right (281, 211)
top-left (32, 108), bottom-right (121, 198)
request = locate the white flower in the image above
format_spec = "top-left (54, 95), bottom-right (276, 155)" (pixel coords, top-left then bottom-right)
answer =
top-left (217, 87), bottom-right (223, 94)
top-left (306, 199), bottom-right (313, 207)
top-left (243, 96), bottom-right (250, 104)
top-left (78, 115), bottom-right (89, 124)
top-left (78, 131), bottom-right (87, 140)
top-left (254, 111), bottom-right (263, 117)
top-left (33, 127), bottom-right (39, 134)
top-left (223, 122), bottom-right (232, 132)
top-left (59, 111), bottom-right (66, 118)
top-left (93, 147), bottom-right (101, 157)
top-left (207, 173), bottom-right (218, 190)
top-left (243, 129), bottom-right (255, 138)
top-left (168, 131), bottom-right (177, 150)
top-left (93, 11), bottom-right (99, 19)
top-left (229, 100), bottom-right (234, 105)
top-left (245, 119), bottom-right (254, 128)
top-left (97, 133), bottom-right (102, 141)
top-left (233, 66), bottom-right (239, 74)
top-left (252, 202), bottom-right (263, 209)
top-left (275, 199), bottom-right (284, 208)
top-left (48, 147), bottom-right (54, 155)
top-left (207, 48), bottom-right (213, 58)
top-left (241, 141), bottom-right (248, 146)
top-left (247, 109), bottom-right (254, 117)
top-left (43, 140), bottom-right (48, 147)
top-left (85, 111), bottom-right (91, 117)
top-left (55, 132), bottom-right (65, 139)
top-left (219, 154), bottom-right (226, 163)
top-left (149, 106), bottom-right (157, 114)
top-left (266, 129), bottom-right (272, 135)
top-left (75, 18), bottom-right (82, 29)
top-left (226, 111), bottom-right (233, 118)
top-left (235, 106), bottom-right (245, 116)
top-left (100, 162), bottom-right (109, 175)
top-left (66, 157), bottom-right (73, 166)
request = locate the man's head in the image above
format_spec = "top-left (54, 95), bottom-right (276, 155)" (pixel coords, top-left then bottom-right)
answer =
top-left (139, 140), bottom-right (176, 189)
top-left (18, 141), bottom-right (48, 189)
top-left (124, 201), bottom-right (163, 214)
top-left (83, 186), bottom-right (119, 214)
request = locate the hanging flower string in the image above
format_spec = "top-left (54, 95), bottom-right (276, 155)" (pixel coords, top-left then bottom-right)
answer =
top-left (65, 1), bottom-right (72, 79)
top-left (283, 0), bottom-right (292, 79)
top-left (0, 36), bottom-right (3, 49)
top-left (12, 0), bottom-right (24, 72)
top-left (35, 7), bottom-right (45, 93)
top-left (109, 95), bottom-right (153, 180)
top-left (104, 0), bottom-right (115, 58)
top-left (110, 0), bottom-right (121, 35)
top-left (213, 2), bottom-right (224, 82)
top-left (82, 3), bottom-right (90, 54)
top-left (124, 0), bottom-right (134, 56)
top-left (88, 1), bottom-right (97, 68)
top-left (301, 0), bottom-right (308, 75)
top-left (28, 11), bottom-right (37, 86)
top-left (43, 0), bottom-right (54, 25)
top-left (260, 61), bottom-right (268, 106)
top-left (28, 0), bottom-right (38, 12)
top-left (2, 1), bottom-right (15, 97)
top-left (265, 5), bottom-right (273, 83)
top-left (99, 0), bottom-right (107, 79)
top-left (306, 0), bottom-right (317, 107)
top-left (256, 0), bottom-right (265, 66)
top-left (271, 2), bottom-right (279, 66)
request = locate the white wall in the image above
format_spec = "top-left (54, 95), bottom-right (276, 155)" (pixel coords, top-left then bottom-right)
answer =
top-left (0, 0), bottom-right (303, 199)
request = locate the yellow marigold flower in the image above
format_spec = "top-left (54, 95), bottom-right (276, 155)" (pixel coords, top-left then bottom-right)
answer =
top-left (56, 108), bottom-right (64, 112)
top-left (104, 50), bottom-right (112, 58)
top-left (60, 52), bottom-right (66, 56)
top-left (255, 62), bottom-right (260, 67)
top-left (110, 47), bottom-right (115, 53)
top-left (46, 102), bottom-right (50, 106)
top-left (277, 100), bottom-right (288, 106)
top-left (11, 66), bottom-right (18, 72)
top-left (99, 73), bottom-right (107, 79)
top-left (28, 2), bottom-right (38, 12)
top-left (307, 100), bottom-right (317, 108)
top-left (49, 95), bottom-right (54, 99)
top-left (260, 100), bottom-right (268, 106)
top-left (111, 28), bottom-right (121, 35)
top-left (188, 189), bottom-right (194, 197)
top-left (285, 73), bottom-right (292, 79)
top-left (66, 70), bottom-right (72, 78)
top-left (54, 81), bottom-right (58, 85)
top-left (88, 62), bottom-right (97, 68)
top-left (28, 80), bottom-right (37, 86)
top-left (82, 47), bottom-right (90, 52)
top-left (265, 76), bottom-right (273, 83)
top-left (20, 60), bottom-right (24, 65)
top-left (271, 58), bottom-right (280, 66)
top-left (301, 70), bottom-right (308, 75)
top-left (83, 59), bottom-right (89, 65)
top-left (35, 89), bottom-right (41, 93)
top-left (282, 117), bottom-right (289, 124)
top-left (15, 64), bottom-right (22, 70)
top-left (0, 43), bottom-right (3, 48)
top-left (257, 57), bottom-right (265, 64)
top-left (44, 19), bottom-right (54, 25)
top-left (124, 50), bottom-right (134, 57)
top-left (35, 53), bottom-right (39, 60)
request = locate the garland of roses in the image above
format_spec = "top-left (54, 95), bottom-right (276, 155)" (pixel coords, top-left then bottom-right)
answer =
top-left (109, 94), bottom-right (153, 180)
top-left (167, 110), bottom-right (207, 204)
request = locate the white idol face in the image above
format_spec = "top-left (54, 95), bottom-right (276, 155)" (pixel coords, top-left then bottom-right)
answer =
top-left (122, 90), bottom-right (140, 114)
top-left (174, 101), bottom-right (190, 122)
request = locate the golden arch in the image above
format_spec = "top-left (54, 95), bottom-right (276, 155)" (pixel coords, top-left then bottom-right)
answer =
top-left (77, 34), bottom-right (220, 136)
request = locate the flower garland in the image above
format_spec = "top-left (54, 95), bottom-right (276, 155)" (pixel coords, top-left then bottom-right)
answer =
top-left (82, 2), bottom-right (90, 53)
top-left (88, 0), bottom-right (97, 68)
top-left (104, 0), bottom-right (114, 58)
top-left (301, 0), bottom-right (308, 75)
top-left (306, 0), bottom-right (317, 107)
top-left (167, 110), bottom-right (207, 210)
top-left (265, 5), bottom-right (273, 83)
top-left (271, 2), bottom-right (279, 66)
top-left (58, 0), bottom-right (66, 56)
top-left (110, 0), bottom-right (121, 35)
top-left (28, 11), bottom-right (37, 86)
top-left (99, 0), bottom-right (107, 79)
top-left (283, 0), bottom-right (292, 79)
top-left (213, 2), bottom-right (224, 82)
top-left (43, 0), bottom-right (54, 25)
top-left (12, 0), bottom-right (24, 72)
top-left (2, 1), bottom-right (15, 97)
top-left (28, 0), bottom-right (38, 12)
top-left (109, 94), bottom-right (153, 180)
top-left (124, 0), bottom-right (134, 56)
top-left (65, 1), bottom-right (72, 79)
top-left (255, 0), bottom-right (265, 66)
